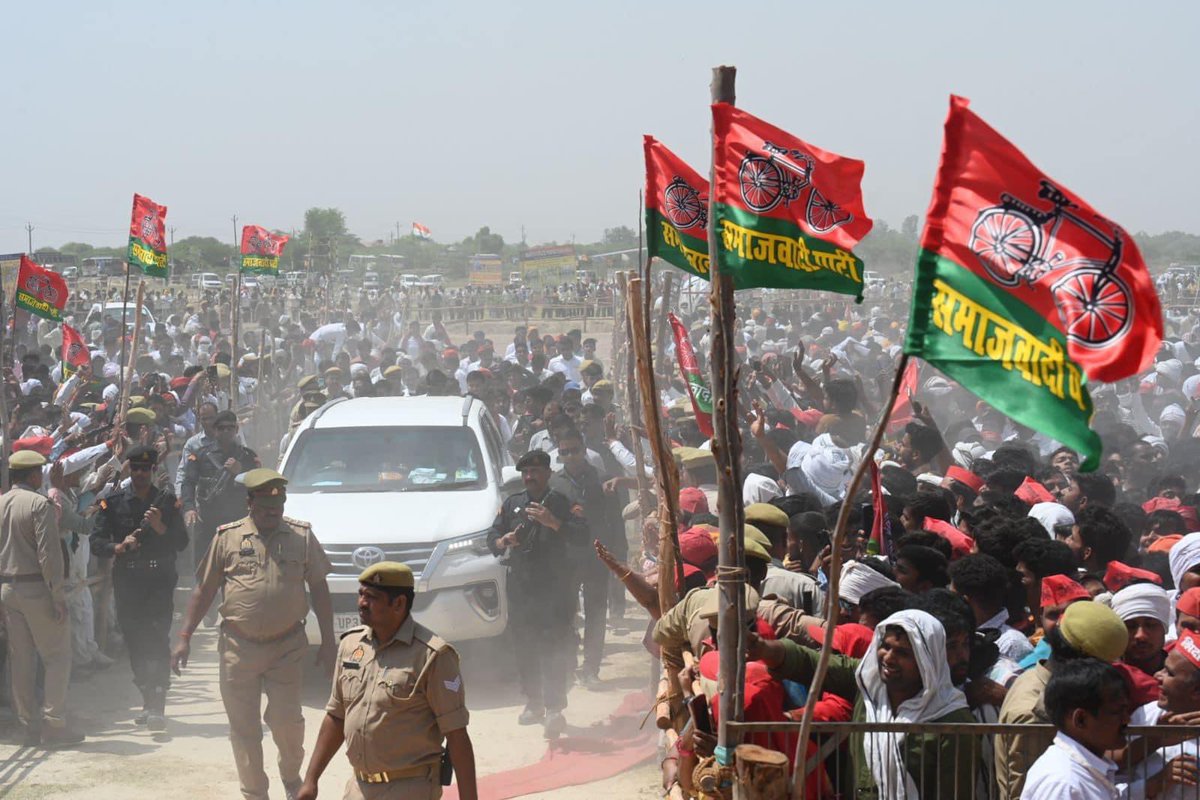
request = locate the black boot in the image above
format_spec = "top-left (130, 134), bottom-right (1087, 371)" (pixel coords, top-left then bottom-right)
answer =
top-left (146, 686), bottom-right (166, 731)
top-left (133, 686), bottom-right (150, 726)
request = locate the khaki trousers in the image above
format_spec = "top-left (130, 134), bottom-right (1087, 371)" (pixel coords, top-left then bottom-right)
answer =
top-left (343, 767), bottom-right (441, 800)
top-left (218, 626), bottom-right (307, 800)
top-left (1, 582), bottom-right (71, 729)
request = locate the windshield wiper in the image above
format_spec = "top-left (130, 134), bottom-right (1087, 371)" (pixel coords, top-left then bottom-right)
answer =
top-left (404, 480), bottom-right (483, 492)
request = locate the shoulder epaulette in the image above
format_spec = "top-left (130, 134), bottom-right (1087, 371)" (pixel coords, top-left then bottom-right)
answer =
top-left (283, 516), bottom-right (312, 529)
top-left (217, 519), bottom-right (246, 532)
top-left (339, 625), bottom-right (368, 640)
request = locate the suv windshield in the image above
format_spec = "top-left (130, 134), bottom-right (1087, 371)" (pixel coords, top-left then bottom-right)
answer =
top-left (284, 426), bottom-right (486, 493)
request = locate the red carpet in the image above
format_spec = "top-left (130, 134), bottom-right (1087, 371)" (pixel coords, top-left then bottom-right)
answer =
top-left (444, 691), bottom-right (657, 800)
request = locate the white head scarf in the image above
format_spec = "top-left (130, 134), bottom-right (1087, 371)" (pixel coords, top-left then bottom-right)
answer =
top-left (840, 560), bottom-right (899, 604)
top-left (1170, 533), bottom-right (1200, 592)
top-left (856, 610), bottom-right (968, 799)
top-left (742, 473), bottom-right (782, 506)
top-left (1028, 502), bottom-right (1075, 537)
top-left (1110, 583), bottom-right (1171, 629)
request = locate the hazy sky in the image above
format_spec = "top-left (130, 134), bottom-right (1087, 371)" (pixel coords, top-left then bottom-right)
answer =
top-left (2, 1), bottom-right (1195, 254)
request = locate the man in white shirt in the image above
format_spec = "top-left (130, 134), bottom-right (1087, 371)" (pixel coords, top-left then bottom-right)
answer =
top-left (547, 337), bottom-right (582, 385)
top-left (1022, 658), bottom-right (1132, 799)
top-left (307, 319), bottom-right (360, 356)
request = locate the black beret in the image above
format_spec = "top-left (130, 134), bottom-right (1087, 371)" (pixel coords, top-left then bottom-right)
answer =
top-left (515, 450), bottom-right (551, 470)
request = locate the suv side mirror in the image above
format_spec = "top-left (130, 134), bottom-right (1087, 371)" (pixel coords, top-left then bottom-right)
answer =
top-left (501, 465), bottom-right (524, 496)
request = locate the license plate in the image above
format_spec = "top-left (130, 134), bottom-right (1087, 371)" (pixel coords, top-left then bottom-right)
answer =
top-left (334, 613), bottom-right (360, 635)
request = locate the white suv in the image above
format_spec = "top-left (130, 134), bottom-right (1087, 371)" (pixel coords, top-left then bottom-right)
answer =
top-left (278, 396), bottom-right (515, 643)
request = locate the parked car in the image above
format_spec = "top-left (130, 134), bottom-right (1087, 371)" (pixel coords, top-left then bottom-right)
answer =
top-left (278, 395), bottom-right (517, 643)
top-left (196, 273), bottom-right (222, 291)
top-left (363, 271), bottom-right (381, 290)
top-left (83, 302), bottom-right (157, 336)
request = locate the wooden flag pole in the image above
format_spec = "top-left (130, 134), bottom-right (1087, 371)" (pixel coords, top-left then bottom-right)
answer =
top-left (707, 65), bottom-right (747, 768)
top-left (115, 280), bottom-right (146, 433)
top-left (792, 353), bottom-right (912, 798)
top-left (617, 272), bottom-right (651, 517)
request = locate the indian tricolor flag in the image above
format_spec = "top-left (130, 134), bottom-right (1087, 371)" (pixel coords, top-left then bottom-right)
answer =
top-left (412, 221), bottom-right (432, 240)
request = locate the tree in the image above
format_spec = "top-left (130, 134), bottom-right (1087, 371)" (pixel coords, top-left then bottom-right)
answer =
top-left (469, 226), bottom-right (504, 254)
top-left (303, 208), bottom-right (348, 240)
top-left (171, 236), bottom-right (235, 270)
top-left (901, 214), bottom-right (920, 239)
top-left (603, 226), bottom-right (636, 246)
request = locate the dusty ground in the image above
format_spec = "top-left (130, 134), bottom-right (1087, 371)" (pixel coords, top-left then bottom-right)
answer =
top-left (0, 588), bottom-right (660, 800)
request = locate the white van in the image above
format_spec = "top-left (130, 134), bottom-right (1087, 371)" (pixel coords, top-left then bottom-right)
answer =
top-left (279, 396), bottom-right (516, 643)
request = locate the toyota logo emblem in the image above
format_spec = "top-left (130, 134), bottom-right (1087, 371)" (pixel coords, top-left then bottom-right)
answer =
top-left (351, 546), bottom-right (386, 569)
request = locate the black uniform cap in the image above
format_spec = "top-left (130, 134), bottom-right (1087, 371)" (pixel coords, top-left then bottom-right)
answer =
top-left (515, 450), bottom-right (551, 470)
top-left (127, 445), bottom-right (159, 466)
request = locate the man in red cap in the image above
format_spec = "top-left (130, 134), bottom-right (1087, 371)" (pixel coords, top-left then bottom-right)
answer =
top-left (1177, 587), bottom-right (1200, 638)
top-left (678, 487), bottom-right (709, 527)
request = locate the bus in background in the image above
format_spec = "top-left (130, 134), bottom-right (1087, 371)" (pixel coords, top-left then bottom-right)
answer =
top-left (81, 256), bottom-right (124, 277)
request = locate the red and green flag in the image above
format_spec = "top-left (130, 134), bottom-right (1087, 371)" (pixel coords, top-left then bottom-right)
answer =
top-left (644, 136), bottom-right (711, 280)
top-left (127, 193), bottom-right (169, 278)
top-left (240, 225), bottom-right (290, 275)
top-left (668, 312), bottom-right (713, 436)
top-left (711, 104), bottom-right (873, 299)
top-left (14, 255), bottom-right (69, 322)
top-left (61, 323), bottom-right (90, 376)
top-left (865, 460), bottom-right (893, 557)
top-left (904, 96), bottom-right (1163, 471)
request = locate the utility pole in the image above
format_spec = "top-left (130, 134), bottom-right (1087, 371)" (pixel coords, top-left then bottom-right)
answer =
top-left (25, 223), bottom-right (33, 254)
top-left (395, 221), bottom-right (401, 244)
top-left (169, 225), bottom-right (176, 247)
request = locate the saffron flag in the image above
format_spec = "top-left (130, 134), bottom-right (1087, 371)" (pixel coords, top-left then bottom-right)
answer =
top-left (14, 255), bottom-right (69, 322)
top-left (644, 136), bottom-right (710, 280)
top-left (866, 460), bottom-right (893, 557)
top-left (240, 226), bottom-right (289, 275)
top-left (61, 323), bottom-right (90, 376)
top-left (711, 104), bottom-right (873, 299)
top-left (668, 313), bottom-right (713, 436)
top-left (904, 96), bottom-right (1163, 471)
top-left (127, 193), bottom-right (169, 278)
top-left (412, 221), bottom-right (432, 240)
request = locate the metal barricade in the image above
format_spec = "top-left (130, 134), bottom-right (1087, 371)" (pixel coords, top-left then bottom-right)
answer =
top-left (718, 720), bottom-right (1200, 799)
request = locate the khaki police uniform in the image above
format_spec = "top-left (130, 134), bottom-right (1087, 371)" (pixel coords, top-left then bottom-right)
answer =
top-left (328, 616), bottom-right (469, 800)
top-left (0, 478), bottom-right (71, 731)
top-left (197, 512), bottom-right (331, 800)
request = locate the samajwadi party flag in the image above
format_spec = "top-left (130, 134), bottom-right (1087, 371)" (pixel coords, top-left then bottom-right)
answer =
top-left (14, 255), bottom-right (69, 322)
top-left (240, 225), bottom-right (290, 275)
top-left (668, 312), bottom-right (713, 436)
top-left (711, 103), bottom-right (873, 299)
top-left (412, 221), bottom-right (432, 240)
top-left (904, 96), bottom-right (1163, 471)
top-left (61, 323), bottom-right (89, 375)
top-left (127, 193), bottom-right (168, 278)
top-left (644, 136), bottom-right (710, 280)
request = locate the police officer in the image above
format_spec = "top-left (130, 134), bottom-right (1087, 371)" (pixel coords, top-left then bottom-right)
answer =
top-left (296, 562), bottom-right (478, 800)
top-left (549, 425), bottom-right (621, 688)
top-left (0, 450), bottom-right (84, 746)
top-left (171, 468), bottom-right (335, 800)
top-left (91, 445), bottom-right (188, 729)
top-left (179, 409), bottom-right (259, 570)
top-left (486, 450), bottom-right (586, 738)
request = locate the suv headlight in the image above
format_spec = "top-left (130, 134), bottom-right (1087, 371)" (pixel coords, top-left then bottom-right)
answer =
top-left (445, 531), bottom-right (491, 556)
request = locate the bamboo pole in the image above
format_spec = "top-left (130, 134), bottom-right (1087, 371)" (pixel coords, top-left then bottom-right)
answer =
top-left (230, 270), bottom-right (242, 410)
top-left (654, 271), bottom-right (674, 385)
top-left (619, 272), bottom-right (652, 518)
top-left (627, 277), bottom-right (682, 603)
top-left (792, 352), bottom-right (911, 798)
top-left (115, 281), bottom-right (146, 432)
top-left (707, 65), bottom-right (746, 766)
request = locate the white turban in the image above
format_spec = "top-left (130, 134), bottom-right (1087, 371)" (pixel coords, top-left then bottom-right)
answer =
top-left (1160, 404), bottom-right (1187, 425)
top-left (1157, 359), bottom-right (1183, 386)
top-left (1184, 375), bottom-right (1200, 400)
top-left (743, 473), bottom-right (782, 506)
top-left (1170, 533), bottom-right (1200, 591)
top-left (916, 473), bottom-right (943, 488)
top-left (951, 441), bottom-right (988, 469)
top-left (103, 362), bottom-right (121, 379)
top-left (802, 439), bottom-right (854, 498)
top-left (840, 560), bottom-right (900, 605)
top-left (1028, 502), bottom-right (1075, 537)
top-left (102, 383), bottom-right (119, 403)
top-left (1142, 435), bottom-right (1169, 458)
top-left (1110, 583), bottom-right (1171, 629)
top-left (350, 362), bottom-right (369, 379)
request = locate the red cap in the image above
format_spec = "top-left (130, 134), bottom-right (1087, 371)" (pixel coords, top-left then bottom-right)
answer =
top-left (805, 622), bottom-right (875, 659)
top-left (924, 517), bottom-right (974, 560)
top-left (1150, 534), bottom-right (1184, 554)
top-left (1015, 477), bottom-right (1055, 505)
top-left (679, 530), bottom-right (718, 571)
top-left (442, 348), bottom-right (458, 359)
top-left (12, 435), bottom-right (54, 457)
top-left (1177, 630), bottom-right (1200, 670)
top-left (1103, 560), bottom-right (1163, 593)
top-left (1142, 496), bottom-right (1200, 531)
top-left (945, 465), bottom-right (984, 493)
top-left (1041, 574), bottom-right (1090, 608)
top-left (1177, 587), bottom-right (1200, 618)
top-left (790, 407), bottom-right (824, 428)
top-left (675, 563), bottom-right (703, 593)
top-left (169, 376), bottom-right (190, 390)
top-left (679, 487), bottom-right (710, 516)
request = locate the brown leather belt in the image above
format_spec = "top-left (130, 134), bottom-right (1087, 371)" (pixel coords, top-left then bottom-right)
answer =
top-left (354, 764), bottom-right (435, 783)
top-left (0, 574), bottom-right (43, 584)
top-left (220, 621), bottom-right (303, 644)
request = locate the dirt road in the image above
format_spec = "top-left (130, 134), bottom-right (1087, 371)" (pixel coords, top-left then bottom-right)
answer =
top-left (0, 603), bottom-right (660, 799)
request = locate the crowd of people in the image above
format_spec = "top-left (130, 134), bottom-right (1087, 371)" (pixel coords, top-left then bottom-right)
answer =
top-left (4, 263), bottom-right (1200, 799)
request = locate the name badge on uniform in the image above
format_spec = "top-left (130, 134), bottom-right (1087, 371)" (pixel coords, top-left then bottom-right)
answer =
top-left (239, 546), bottom-right (255, 557)
top-left (341, 661), bottom-right (360, 670)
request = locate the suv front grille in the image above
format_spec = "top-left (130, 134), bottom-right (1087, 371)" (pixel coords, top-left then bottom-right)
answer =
top-left (323, 542), bottom-right (438, 578)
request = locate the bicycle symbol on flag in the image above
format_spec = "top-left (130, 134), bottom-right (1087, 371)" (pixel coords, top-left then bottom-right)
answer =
top-left (24, 273), bottom-right (59, 305)
top-left (968, 179), bottom-right (1132, 348)
top-left (662, 177), bottom-right (708, 231)
top-left (140, 214), bottom-right (164, 250)
top-left (737, 142), bottom-right (853, 233)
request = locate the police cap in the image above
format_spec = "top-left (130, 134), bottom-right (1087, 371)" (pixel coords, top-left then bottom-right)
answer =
top-left (9, 450), bottom-right (46, 470)
top-left (126, 407), bottom-right (157, 426)
top-left (515, 450), bottom-right (551, 470)
top-left (243, 468), bottom-right (287, 493)
top-left (359, 561), bottom-right (415, 589)
top-left (298, 375), bottom-right (320, 391)
top-left (127, 445), bottom-right (159, 466)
